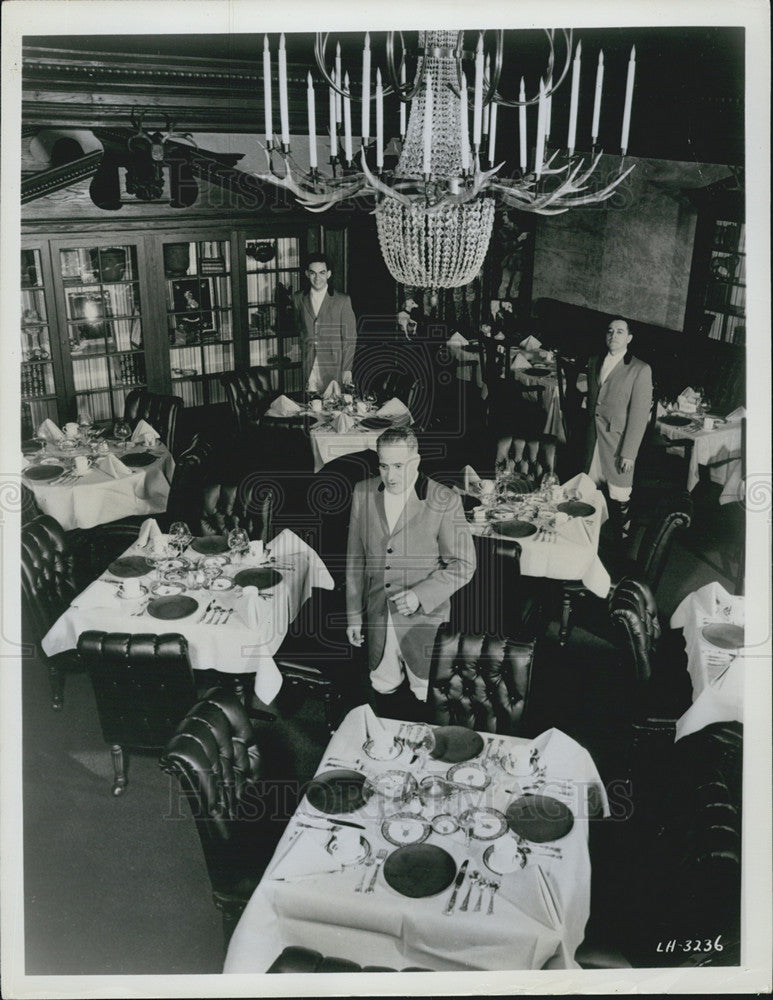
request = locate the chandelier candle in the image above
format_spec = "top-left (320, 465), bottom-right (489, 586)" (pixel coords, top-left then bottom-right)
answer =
top-left (519, 76), bottom-right (527, 172)
top-left (488, 101), bottom-right (498, 165)
top-left (263, 35), bottom-right (273, 147)
top-left (535, 77), bottom-right (546, 178)
top-left (545, 76), bottom-right (553, 144)
top-left (307, 72), bottom-right (317, 170)
top-left (567, 40), bottom-right (581, 155)
top-left (423, 80), bottom-right (433, 177)
top-left (473, 34), bottom-right (484, 149)
top-left (482, 54), bottom-right (491, 138)
top-left (621, 45), bottom-right (636, 155)
top-left (460, 71), bottom-right (471, 171)
top-left (591, 50), bottom-right (604, 147)
top-left (278, 34), bottom-right (290, 149)
top-left (376, 69), bottom-right (384, 170)
top-left (399, 61), bottom-right (407, 138)
top-left (335, 42), bottom-right (342, 123)
top-left (329, 85), bottom-right (337, 161)
top-left (362, 33), bottom-right (371, 145)
top-left (343, 72), bottom-right (353, 163)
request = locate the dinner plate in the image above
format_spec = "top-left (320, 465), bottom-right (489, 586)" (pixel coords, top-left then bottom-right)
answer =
top-left (358, 416), bottom-right (392, 429)
top-left (209, 576), bottom-right (236, 592)
top-left (150, 581), bottom-right (185, 597)
top-left (383, 844), bottom-right (457, 898)
top-left (306, 769), bottom-right (371, 814)
top-left (447, 762), bottom-right (491, 790)
top-left (490, 519), bottom-right (538, 539)
top-left (701, 623), bottom-right (745, 650)
top-left (505, 794), bottom-right (574, 843)
top-left (460, 807), bottom-right (508, 840)
top-left (40, 456), bottom-right (64, 465)
top-left (121, 451), bottom-right (156, 468)
top-left (22, 439), bottom-right (45, 454)
top-left (429, 726), bottom-right (485, 763)
top-left (108, 555), bottom-right (151, 578)
top-left (556, 500), bottom-right (596, 518)
top-left (365, 770), bottom-right (418, 802)
top-left (660, 414), bottom-right (693, 427)
top-left (146, 595), bottom-right (199, 620)
top-left (381, 813), bottom-right (431, 847)
top-left (190, 536), bottom-right (229, 555)
top-left (233, 568), bottom-right (283, 589)
top-left (523, 366), bottom-right (553, 377)
top-left (23, 464), bottom-right (64, 482)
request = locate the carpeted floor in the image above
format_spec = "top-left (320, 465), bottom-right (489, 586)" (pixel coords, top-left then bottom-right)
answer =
top-left (18, 483), bottom-right (740, 977)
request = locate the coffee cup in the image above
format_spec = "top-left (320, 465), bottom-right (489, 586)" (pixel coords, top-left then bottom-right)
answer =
top-left (74, 455), bottom-right (90, 475)
top-left (64, 422), bottom-right (79, 438)
top-left (473, 506), bottom-right (488, 522)
top-left (488, 837), bottom-right (521, 873)
top-left (249, 539), bottom-right (264, 563)
top-left (122, 577), bottom-right (141, 599)
top-left (310, 398), bottom-right (323, 413)
top-left (703, 416), bottom-right (715, 431)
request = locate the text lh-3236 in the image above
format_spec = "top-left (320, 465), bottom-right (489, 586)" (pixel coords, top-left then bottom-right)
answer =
top-left (656, 936), bottom-right (724, 954)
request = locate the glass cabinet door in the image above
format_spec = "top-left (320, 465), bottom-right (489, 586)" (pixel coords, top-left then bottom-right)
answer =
top-left (57, 244), bottom-right (147, 422)
top-left (21, 248), bottom-right (58, 437)
top-left (164, 240), bottom-right (234, 406)
top-left (244, 236), bottom-right (302, 392)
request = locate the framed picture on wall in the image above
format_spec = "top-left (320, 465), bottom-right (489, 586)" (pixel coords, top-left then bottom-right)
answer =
top-left (171, 278), bottom-right (214, 344)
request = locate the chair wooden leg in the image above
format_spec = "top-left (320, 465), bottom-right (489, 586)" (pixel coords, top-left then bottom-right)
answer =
top-left (111, 744), bottom-right (127, 796)
top-left (559, 591), bottom-right (573, 646)
top-left (47, 662), bottom-right (64, 711)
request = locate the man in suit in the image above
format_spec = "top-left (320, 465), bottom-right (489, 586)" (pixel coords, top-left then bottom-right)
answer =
top-left (584, 317), bottom-right (653, 540)
top-left (292, 253), bottom-right (357, 394)
top-left (346, 427), bottom-right (476, 718)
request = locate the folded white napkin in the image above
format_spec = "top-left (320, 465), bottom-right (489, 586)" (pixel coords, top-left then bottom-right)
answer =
top-left (131, 419), bottom-right (161, 446)
top-left (270, 828), bottom-right (347, 881)
top-left (363, 703), bottom-right (387, 739)
top-left (726, 406), bottom-right (746, 422)
top-left (323, 380), bottom-right (341, 399)
top-left (37, 419), bottom-right (64, 442)
top-left (239, 586), bottom-right (262, 629)
top-left (462, 464), bottom-right (482, 495)
top-left (670, 581), bottom-right (744, 629)
top-left (520, 335), bottom-right (542, 350)
top-left (677, 387), bottom-right (701, 413)
top-left (266, 394), bottom-right (303, 417)
top-left (511, 352), bottom-right (530, 370)
top-left (376, 397), bottom-right (411, 422)
top-left (71, 579), bottom-right (123, 610)
top-left (656, 401), bottom-right (668, 417)
top-left (96, 453), bottom-right (132, 479)
top-left (268, 530), bottom-right (335, 602)
top-left (447, 331), bottom-right (469, 348)
top-left (560, 471), bottom-right (597, 501)
top-left (137, 518), bottom-right (163, 547)
top-left (332, 411), bottom-right (356, 433)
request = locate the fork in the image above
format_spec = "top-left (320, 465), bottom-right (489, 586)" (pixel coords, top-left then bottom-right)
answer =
top-left (473, 879), bottom-right (487, 912)
top-left (354, 857), bottom-right (374, 893)
top-left (365, 849), bottom-right (388, 893)
top-left (219, 608), bottom-right (234, 625)
top-left (130, 600), bottom-right (149, 617)
top-left (487, 881), bottom-right (499, 915)
top-left (460, 870), bottom-right (479, 912)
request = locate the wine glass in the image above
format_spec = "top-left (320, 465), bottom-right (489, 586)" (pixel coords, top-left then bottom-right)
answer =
top-left (364, 390), bottom-right (378, 413)
top-left (113, 418), bottom-right (132, 451)
top-left (201, 558), bottom-right (223, 591)
top-left (227, 527), bottom-right (250, 564)
top-left (77, 409), bottom-right (93, 442)
top-left (169, 521), bottom-right (191, 557)
top-left (539, 470), bottom-right (560, 504)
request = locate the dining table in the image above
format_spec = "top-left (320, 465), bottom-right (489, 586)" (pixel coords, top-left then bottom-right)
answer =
top-left (22, 438), bottom-right (175, 531)
top-left (41, 527), bottom-right (334, 703)
top-left (307, 406), bottom-right (413, 473)
top-left (670, 581), bottom-right (745, 742)
top-left (462, 471), bottom-right (611, 599)
top-left (223, 704), bottom-right (609, 974)
top-left (655, 410), bottom-right (744, 497)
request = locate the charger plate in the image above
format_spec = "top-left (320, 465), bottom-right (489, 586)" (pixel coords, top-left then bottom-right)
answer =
top-left (358, 416), bottom-right (392, 429)
top-left (429, 726), bottom-right (484, 763)
top-left (306, 769), bottom-right (370, 814)
top-left (24, 464), bottom-right (63, 482)
top-left (108, 555), bottom-right (151, 578)
top-left (556, 500), bottom-right (596, 518)
top-left (383, 844), bottom-right (457, 898)
top-left (190, 536), bottom-right (229, 555)
top-left (147, 595), bottom-right (198, 620)
top-left (490, 519), bottom-right (538, 539)
top-left (660, 414), bottom-right (693, 427)
top-left (524, 366), bottom-right (553, 377)
top-left (702, 623), bottom-right (745, 650)
top-left (233, 567), bottom-right (283, 589)
top-left (22, 439), bottom-right (45, 454)
top-left (506, 794), bottom-right (574, 843)
top-left (121, 452), bottom-right (156, 468)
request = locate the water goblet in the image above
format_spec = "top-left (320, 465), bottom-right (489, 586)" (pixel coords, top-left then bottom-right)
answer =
top-left (201, 559), bottom-right (222, 591)
top-left (77, 409), bottom-right (93, 442)
top-left (113, 419), bottom-right (132, 452)
top-left (169, 521), bottom-right (192, 557)
top-left (227, 527), bottom-right (250, 564)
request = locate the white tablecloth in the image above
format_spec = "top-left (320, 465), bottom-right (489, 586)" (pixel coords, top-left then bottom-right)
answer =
top-left (41, 528), bottom-right (334, 703)
top-left (670, 582), bottom-right (744, 741)
top-left (656, 417), bottom-right (743, 494)
top-left (310, 414), bottom-right (412, 472)
top-left (224, 705), bottom-right (608, 973)
top-left (467, 473), bottom-right (610, 598)
top-left (24, 443), bottom-right (174, 531)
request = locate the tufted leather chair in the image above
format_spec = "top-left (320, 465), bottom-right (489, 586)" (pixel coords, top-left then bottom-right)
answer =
top-left (21, 482), bottom-right (42, 525)
top-left (220, 367), bottom-right (274, 435)
top-left (427, 626), bottom-right (535, 735)
top-left (160, 687), bottom-right (282, 943)
top-left (123, 389), bottom-right (183, 457)
top-left (77, 631), bottom-right (198, 795)
top-left (21, 515), bottom-right (80, 709)
top-left (268, 946), bottom-right (429, 973)
top-left (185, 481), bottom-right (273, 542)
top-left (496, 436), bottom-right (556, 482)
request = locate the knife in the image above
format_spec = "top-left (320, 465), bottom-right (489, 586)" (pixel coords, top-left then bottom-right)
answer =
top-left (443, 859), bottom-right (469, 915)
top-left (297, 815), bottom-right (366, 830)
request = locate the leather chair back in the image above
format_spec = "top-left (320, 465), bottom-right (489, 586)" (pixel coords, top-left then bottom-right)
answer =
top-left (21, 515), bottom-right (78, 639)
top-left (220, 367), bottom-right (274, 434)
top-left (608, 577), bottom-right (661, 688)
top-left (428, 626), bottom-right (535, 735)
top-left (77, 631), bottom-right (197, 748)
top-left (186, 481), bottom-right (272, 542)
top-left (635, 492), bottom-right (692, 591)
top-left (123, 389), bottom-right (183, 456)
top-left (160, 688), bottom-right (279, 902)
top-left (165, 433), bottom-right (216, 523)
top-left (507, 438), bottom-right (556, 483)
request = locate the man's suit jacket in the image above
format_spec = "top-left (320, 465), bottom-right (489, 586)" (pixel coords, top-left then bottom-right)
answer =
top-left (346, 474), bottom-right (476, 682)
top-left (292, 288), bottom-right (357, 390)
top-left (584, 351), bottom-right (653, 488)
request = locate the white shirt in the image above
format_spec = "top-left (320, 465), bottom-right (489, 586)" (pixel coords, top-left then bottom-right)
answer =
top-left (309, 286), bottom-right (327, 318)
top-left (383, 474), bottom-right (417, 532)
top-left (599, 350), bottom-right (625, 384)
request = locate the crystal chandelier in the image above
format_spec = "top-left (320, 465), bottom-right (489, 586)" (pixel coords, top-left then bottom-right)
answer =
top-left (257, 30), bottom-right (636, 292)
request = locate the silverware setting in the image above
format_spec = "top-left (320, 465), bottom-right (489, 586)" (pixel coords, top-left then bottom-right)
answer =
top-left (130, 600), bottom-right (149, 617)
top-left (364, 849), bottom-right (387, 893)
top-left (459, 869), bottom-right (479, 912)
top-left (487, 881), bottom-right (500, 915)
top-left (354, 857), bottom-right (374, 892)
top-left (197, 600), bottom-right (214, 623)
